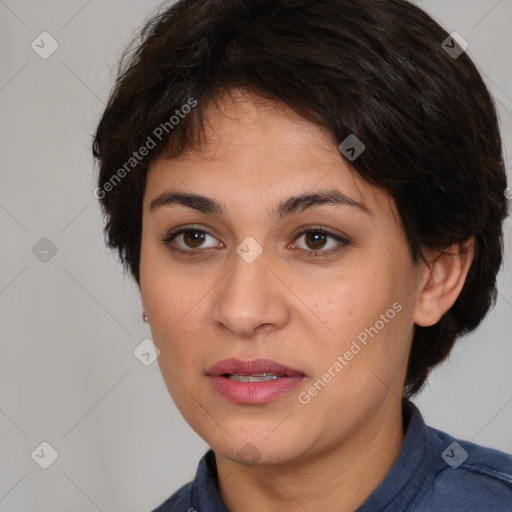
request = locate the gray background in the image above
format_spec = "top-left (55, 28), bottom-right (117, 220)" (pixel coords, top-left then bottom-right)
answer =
top-left (0, 1), bottom-right (511, 511)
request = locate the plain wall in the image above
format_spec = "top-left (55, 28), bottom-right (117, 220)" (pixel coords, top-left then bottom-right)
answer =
top-left (0, 1), bottom-right (510, 511)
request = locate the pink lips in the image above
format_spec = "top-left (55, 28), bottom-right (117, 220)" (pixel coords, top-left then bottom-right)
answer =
top-left (207, 358), bottom-right (305, 405)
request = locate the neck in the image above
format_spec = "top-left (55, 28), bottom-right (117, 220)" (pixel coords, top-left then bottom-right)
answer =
top-left (215, 398), bottom-right (405, 512)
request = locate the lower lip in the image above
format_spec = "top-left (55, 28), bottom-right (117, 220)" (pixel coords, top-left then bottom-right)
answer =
top-left (209, 375), bottom-right (305, 404)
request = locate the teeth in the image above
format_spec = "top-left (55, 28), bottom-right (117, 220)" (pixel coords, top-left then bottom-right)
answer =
top-left (227, 373), bottom-right (283, 382)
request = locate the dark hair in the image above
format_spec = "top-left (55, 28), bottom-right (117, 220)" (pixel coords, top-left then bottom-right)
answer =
top-left (92, 0), bottom-right (508, 396)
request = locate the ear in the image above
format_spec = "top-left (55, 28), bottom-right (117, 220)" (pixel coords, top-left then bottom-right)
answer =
top-left (413, 237), bottom-right (475, 327)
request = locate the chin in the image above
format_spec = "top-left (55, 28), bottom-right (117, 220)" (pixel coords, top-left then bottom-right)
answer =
top-left (204, 425), bottom-right (312, 467)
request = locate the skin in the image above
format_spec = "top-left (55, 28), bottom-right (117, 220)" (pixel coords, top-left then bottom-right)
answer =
top-left (139, 89), bottom-right (474, 512)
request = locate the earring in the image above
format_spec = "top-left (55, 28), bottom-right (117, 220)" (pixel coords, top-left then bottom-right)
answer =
top-left (142, 311), bottom-right (148, 323)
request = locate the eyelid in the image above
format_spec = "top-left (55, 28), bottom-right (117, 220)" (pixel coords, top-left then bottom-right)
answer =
top-left (291, 224), bottom-right (349, 242)
top-left (162, 224), bottom-right (214, 241)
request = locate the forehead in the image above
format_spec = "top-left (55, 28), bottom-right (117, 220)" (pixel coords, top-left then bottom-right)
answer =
top-left (144, 91), bottom-right (395, 220)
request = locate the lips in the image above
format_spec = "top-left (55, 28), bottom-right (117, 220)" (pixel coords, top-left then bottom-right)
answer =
top-left (207, 358), bottom-right (305, 404)
top-left (207, 358), bottom-right (304, 378)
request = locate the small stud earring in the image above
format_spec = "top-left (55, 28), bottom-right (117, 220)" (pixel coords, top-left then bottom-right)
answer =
top-left (142, 311), bottom-right (148, 323)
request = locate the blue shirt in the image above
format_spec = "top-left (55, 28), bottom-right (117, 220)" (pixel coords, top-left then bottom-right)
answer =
top-left (152, 400), bottom-right (512, 511)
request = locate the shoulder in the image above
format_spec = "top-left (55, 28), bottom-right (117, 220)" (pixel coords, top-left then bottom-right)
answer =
top-left (149, 482), bottom-right (192, 512)
top-left (417, 427), bottom-right (512, 512)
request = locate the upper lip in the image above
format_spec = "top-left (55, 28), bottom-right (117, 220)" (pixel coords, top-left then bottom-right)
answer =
top-left (207, 358), bottom-right (305, 377)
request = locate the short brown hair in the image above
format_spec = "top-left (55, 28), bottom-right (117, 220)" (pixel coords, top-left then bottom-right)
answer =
top-left (92, 0), bottom-right (509, 396)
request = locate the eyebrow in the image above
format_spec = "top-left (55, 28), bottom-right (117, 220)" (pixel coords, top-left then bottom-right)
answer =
top-left (149, 188), bottom-right (372, 218)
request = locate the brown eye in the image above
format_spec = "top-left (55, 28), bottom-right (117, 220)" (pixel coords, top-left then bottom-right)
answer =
top-left (181, 230), bottom-right (208, 249)
top-left (162, 227), bottom-right (222, 253)
top-left (303, 231), bottom-right (329, 251)
top-left (292, 228), bottom-right (350, 258)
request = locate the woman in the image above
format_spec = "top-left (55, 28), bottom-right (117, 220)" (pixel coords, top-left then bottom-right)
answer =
top-left (93, 0), bottom-right (512, 510)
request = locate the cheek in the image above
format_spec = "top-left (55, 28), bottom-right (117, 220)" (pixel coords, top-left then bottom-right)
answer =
top-left (308, 252), bottom-right (414, 372)
top-left (143, 274), bottom-right (199, 357)
top-left (140, 237), bottom-right (197, 330)
top-left (144, 272), bottom-right (206, 409)
top-left (309, 265), bottom-right (391, 337)
top-left (140, 250), bottom-right (214, 376)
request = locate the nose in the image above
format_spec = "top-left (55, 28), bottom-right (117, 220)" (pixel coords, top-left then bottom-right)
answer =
top-left (210, 247), bottom-right (291, 338)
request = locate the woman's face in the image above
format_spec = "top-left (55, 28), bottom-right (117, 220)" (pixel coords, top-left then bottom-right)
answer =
top-left (140, 91), bottom-right (426, 466)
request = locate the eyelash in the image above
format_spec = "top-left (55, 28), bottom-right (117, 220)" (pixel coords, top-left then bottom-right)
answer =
top-left (161, 225), bottom-right (350, 258)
